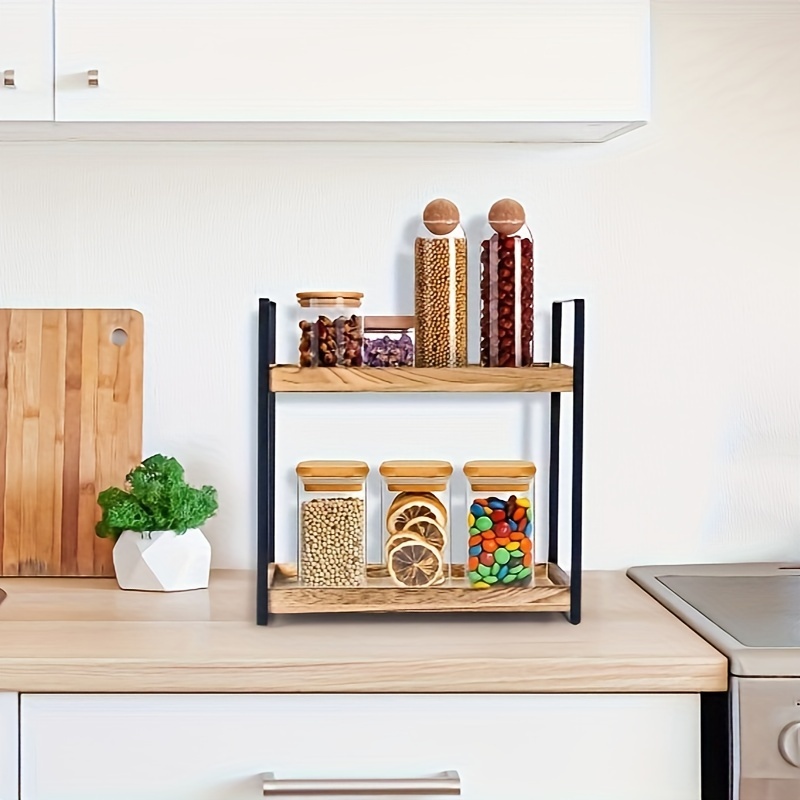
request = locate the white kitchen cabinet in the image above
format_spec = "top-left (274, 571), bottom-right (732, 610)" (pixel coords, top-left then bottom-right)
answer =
top-left (0, 0), bottom-right (53, 120)
top-left (53, 0), bottom-right (649, 139)
top-left (22, 693), bottom-right (700, 800)
top-left (0, 694), bottom-right (18, 800)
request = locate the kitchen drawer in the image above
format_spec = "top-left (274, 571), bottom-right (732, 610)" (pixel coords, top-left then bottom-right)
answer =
top-left (22, 694), bottom-right (700, 800)
top-left (0, 693), bottom-right (18, 800)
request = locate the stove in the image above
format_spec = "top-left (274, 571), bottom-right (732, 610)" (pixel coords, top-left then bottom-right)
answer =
top-left (629, 563), bottom-right (800, 800)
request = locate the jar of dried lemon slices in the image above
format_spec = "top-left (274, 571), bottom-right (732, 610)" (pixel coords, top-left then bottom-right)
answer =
top-left (379, 460), bottom-right (452, 588)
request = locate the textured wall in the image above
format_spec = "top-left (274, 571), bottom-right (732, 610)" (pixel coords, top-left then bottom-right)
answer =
top-left (0, 2), bottom-right (798, 570)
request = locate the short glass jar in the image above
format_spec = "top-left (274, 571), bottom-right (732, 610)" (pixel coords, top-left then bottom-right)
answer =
top-left (464, 460), bottom-right (535, 589)
top-left (296, 291), bottom-right (364, 367)
top-left (362, 316), bottom-right (415, 368)
top-left (296, 460), bottom-right (368, 587)
top-left (379, 460), bottom-right (452, 588)
top-left (480, 199), bottom-right (534, 367)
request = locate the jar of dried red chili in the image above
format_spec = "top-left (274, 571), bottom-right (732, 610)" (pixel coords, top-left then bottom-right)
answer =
top-left (479, 199), bottom-right (534, 367)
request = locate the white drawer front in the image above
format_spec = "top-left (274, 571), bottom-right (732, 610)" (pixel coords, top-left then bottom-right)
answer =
top-left (22, 694), bottom-right (699, 800)
top-left (0, 693), bottom-right (18, 800)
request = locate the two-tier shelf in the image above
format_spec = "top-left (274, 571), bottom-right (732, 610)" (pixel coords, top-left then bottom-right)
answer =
top-left (257, 298), bottom-right (584, 625)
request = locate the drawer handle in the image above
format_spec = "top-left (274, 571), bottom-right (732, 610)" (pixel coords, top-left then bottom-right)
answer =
top-left (262, 771), bottom-right (461, 797)
top-left (88, 69), bottom-right (99, 88)
top-left (3, 70), bottom-right (14, 88)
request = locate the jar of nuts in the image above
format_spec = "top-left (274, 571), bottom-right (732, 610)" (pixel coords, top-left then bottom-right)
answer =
top-left (414, 199), bottom-right (468, 368)
top-left (379, 460), bottom-right (452, 588)
top-left (296, 292), bottom-right (364, 367)
top-left (480, 199), bottom-right (534, 367)
top-left (362, 316), bottom-right (415, 368)
top-left (464, 460), bottom-right (535, 589)
top-left (296, 460), bottom-right (368, 587)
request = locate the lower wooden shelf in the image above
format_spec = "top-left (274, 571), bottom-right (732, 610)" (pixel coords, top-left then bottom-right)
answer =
top-left (268, 562), bottom-right (570, 614)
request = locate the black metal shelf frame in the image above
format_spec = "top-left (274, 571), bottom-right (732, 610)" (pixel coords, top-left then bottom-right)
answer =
top-left (257, 298), bottom-right (584, 625)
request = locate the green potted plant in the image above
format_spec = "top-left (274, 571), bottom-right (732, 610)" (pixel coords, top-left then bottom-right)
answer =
top-left (96, 454), bottom-right (218, 592)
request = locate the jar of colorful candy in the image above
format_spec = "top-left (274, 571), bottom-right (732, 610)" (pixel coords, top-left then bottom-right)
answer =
top-left (479, 199), bottom-right (534, 367)
top-left (464, 460), bottom-right (535, 588)
top-left (296, 460), bottom-right (368, 587)
top-left (379, 460), bottom-right (452, 588)
top-left (296, 291), bottom-right (364, 367)
top-left (362, 316), bottom-right (415, 367)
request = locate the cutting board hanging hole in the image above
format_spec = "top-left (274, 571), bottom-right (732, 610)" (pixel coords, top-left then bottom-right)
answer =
top-left (111, 328), bottom-right (128, 346)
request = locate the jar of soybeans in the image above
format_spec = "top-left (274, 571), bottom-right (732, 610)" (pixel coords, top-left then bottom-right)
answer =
top-left (379, 460), bottom-right (452, 587)
top-left (296, 291), bottom-right (364, 367)
top-left (296, 460), bottom-right (368, 587)
top-left (414, 199), bottom-right (468, 368)
top-left (479, 199), bottom-right (534, 367)
top-left (464, 460), bottom-right (535, 589)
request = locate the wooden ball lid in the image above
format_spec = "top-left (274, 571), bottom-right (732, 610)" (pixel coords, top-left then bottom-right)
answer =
top-left (296, 291), bottom-right (363, 309)
top-left (422, 198), bottom-right (461, 235)
top-left (488, 199), bottom-right (526, 236)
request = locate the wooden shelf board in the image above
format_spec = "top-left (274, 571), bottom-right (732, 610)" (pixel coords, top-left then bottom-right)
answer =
top-left (270, 364), bottom-right (574, 393)
top-left (269, 563), bottom-right (571, 614)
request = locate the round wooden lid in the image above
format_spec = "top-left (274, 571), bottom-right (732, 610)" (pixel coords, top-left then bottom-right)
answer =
top-left (488, 199), bottom-right (526, 236)
top-left (422, 198), bottom-right (461, 235)
top-left (296, 291), bottom-right (363, 308)
top-left (379, 460), bottom-right (453, 479)
top-left (463, 460), bottom-right (536, 478)
top-left (296, 460), bottom-right (369, 478)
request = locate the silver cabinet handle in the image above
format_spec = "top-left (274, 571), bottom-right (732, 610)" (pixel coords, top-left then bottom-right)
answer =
top-left (3, 70), bottom-right (14, 88)
top-left (262, 771), bottom-right (460, 797)
top-left (87, 69), bottom-right (99, 88)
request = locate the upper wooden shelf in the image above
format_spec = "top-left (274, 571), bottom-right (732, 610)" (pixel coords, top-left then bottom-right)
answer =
top-left (270, 365), bottom-right (573, 393)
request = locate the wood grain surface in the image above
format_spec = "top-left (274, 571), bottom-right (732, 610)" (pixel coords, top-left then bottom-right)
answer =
top-left (0, 570), bottom-right (728, 693)
top-left (270, 364), bottom-right (574, 393)
top-left (269, 563), bottom-right (570, 614)
top-left (0, 310), bottom-right (143, 577)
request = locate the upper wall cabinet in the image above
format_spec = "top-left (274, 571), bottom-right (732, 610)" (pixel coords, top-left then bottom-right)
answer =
top-left (0, 0), bottom-right (53, 120)
top-left (52, 0), bottom-right (650, 141)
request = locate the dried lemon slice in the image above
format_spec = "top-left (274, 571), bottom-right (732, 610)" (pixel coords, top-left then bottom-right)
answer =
top-left (387, 491), bottom-right (447, 521)
top-left (387, 540), bottom-right (443, 588)
top-left (386, 497), bottom-right (447, 534)
top-left (384, 531), bottom-right (424, 557)
top-left (401, 516), bottom-right (447, 551)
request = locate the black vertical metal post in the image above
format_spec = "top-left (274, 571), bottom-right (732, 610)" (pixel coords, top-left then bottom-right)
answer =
top-left (548, 302), bottom-right (563, 566)
top-left (257, 299), bottom-right (277, 626)
top-left (568, 299), bottom-right (585, 625)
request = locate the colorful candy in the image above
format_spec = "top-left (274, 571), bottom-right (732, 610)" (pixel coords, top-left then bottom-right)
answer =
top-left (467, 495), bottom-right (533, 588)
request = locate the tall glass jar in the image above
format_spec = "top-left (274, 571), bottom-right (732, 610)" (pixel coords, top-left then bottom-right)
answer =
top-left (362, 316), bottom-right (415, 368)
top-left (379, 460), bottom-right (452, 587)
top-left (464, 460), bottom-right (535, 589)
top-left (296, 460), bottom-right (368, 587)
top-left (296, 291), bottom-right (364, 367)
top-left (480, 199), bottom-right (534, 367)
top-left (414, 199), bottom-right (468, 367)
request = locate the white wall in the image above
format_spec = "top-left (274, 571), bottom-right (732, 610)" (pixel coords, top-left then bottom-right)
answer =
top-left (0, 1), bottom-right (798, 570)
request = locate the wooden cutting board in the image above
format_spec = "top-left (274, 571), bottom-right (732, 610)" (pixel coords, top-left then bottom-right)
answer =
top-left (0, 310), bottom-right (143, 576)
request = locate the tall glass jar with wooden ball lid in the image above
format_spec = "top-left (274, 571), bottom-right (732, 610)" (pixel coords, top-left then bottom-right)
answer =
top-left (464, 460), bottom-right (535, 589)
top-left (296, 461), bottom-right (368, 587)
top-left (296, 292), bottom-right (364, 367)
top-left (379, 460), bottom-right (452, 588)
top-left (480, 199), bottom-right (534, 367)
top-left (414, 199), bottom-right (468, 368)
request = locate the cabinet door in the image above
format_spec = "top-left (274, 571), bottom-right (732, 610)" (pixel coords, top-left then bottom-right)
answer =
top-left (0, 694), bottom-right (18, 800)
top-left (22, 694), bottom-right (700, 800)
top-left (0, 0), bottom-right (53, 120)
top-left (54, 0), bottom-right (648, 123)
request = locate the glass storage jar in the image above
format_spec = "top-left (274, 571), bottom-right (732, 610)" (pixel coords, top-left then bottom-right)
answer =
top-left (414, 199), bottom-right (468, 368)
top-left (296, 460), bottom-right (368, 587)
top-left (464, 460), bottom-right (535, 588)
top-left (379, 460), bottom-right (452, 587)
top-left (479, 199), bottom-right (534, 367)
top-left (362, 316), bottom-right (415, 367)
top-left (296, 291), bottom-right (364, 367)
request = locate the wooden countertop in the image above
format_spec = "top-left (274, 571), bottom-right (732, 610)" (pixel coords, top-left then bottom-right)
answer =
top-left (0, 570), bottom-right (727, 693)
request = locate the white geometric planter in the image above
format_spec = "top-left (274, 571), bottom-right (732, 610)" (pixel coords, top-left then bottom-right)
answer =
top-left (112, 528), bottom-right (211, 592)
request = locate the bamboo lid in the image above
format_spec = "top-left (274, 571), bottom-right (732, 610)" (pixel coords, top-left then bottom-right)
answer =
top-left (463, 460), bottom-right (536, 479)
top-left (379, 460), bottom-right (453, 479)
top-left (296, 291), bottom-right (363, 309)
top-left (363, 316), bottom-right (415, 331)
top-left (296, 460), bottom-right (369, 479)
